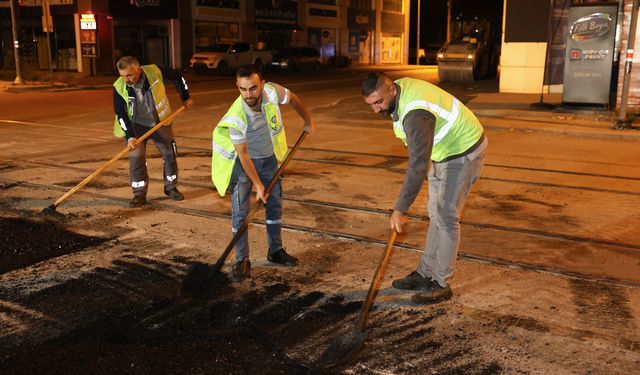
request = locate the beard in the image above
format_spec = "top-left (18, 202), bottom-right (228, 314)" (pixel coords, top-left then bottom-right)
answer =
top-left (243, 94), bottom-right (261, 108)
top-left (378, 98), bottom-right (396, 117)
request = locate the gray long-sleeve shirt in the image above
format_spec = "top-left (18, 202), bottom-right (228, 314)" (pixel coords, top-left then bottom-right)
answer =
top-left (393, 109), bottom-right (436, 214)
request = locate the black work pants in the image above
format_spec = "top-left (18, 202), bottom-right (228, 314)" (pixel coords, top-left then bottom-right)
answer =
top-left (127, 123), bottom-right (178, 197)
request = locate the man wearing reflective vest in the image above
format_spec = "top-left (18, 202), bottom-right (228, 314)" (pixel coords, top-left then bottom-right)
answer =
top-left (362, 72), bottom-right (487, 304)
top-left (212, 65), bottom-right (316, 280)
top-left (113, 56), bottom-right (193, 208)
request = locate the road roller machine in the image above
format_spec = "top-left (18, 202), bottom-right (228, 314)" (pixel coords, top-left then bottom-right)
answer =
top-left (437, 16), bottom-right (497, 82)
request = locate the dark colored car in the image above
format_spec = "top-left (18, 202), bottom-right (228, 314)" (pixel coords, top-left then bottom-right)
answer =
top-left (270, 47), bottom-right (322, 72)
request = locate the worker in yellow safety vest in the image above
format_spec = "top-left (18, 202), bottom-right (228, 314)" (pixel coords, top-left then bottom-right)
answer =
top-left (211, 65), bottom-right (316, 280)
top-left (362, 72), bottom-right (487, 305)
top-left (113, 56), bottom-right (193, 208)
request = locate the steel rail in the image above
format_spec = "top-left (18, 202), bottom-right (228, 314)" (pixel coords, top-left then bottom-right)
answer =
top-left (2, 119), bottom-right (638, 180)
top-left (1, 176), bottom-right (640, 289)
top-left (2, 160), bottom-right (640, 252)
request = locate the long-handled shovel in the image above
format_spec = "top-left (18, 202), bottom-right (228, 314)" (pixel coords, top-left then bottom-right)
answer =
top-left (181, 130), bottom-right (308, 295)
top-left (42, 106), bottom-right (186, 216)
top-left (318, 228), bottom-right (398, 368)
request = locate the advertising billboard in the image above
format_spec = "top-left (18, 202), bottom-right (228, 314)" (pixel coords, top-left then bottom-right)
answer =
top-left (562, 4), bottom-right (618, 104)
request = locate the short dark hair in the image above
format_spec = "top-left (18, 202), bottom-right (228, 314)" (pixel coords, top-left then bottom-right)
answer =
top-left (361, 72), bottom-right (389, 96)
top-left (236, 64), bottom-right (263, 80)
top-left (116, 56), bottom-right (140, 70)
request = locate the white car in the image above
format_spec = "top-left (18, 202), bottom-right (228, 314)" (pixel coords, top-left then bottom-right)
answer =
top-left (190, 42), bottom-right (273, 74)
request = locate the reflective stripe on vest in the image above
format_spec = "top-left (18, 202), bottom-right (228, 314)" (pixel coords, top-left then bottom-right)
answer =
top-left (393, 78), bottom-right (482, 162)
top-left (401, 98), bottom-right (461, 145)
top-left (112, 65), bottom-right (171, 137)
top-left (212, 139), bottom-right (236, 160)
top-left (211, 83), bottom-right (288, 196)
top-left (220, 115), bottom-right (248, 136)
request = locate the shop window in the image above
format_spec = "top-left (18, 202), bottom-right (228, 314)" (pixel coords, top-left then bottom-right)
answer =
top-left (381, 34), bottom-right (401, 63)
top-left (195, 21), bottom-right (239, 47)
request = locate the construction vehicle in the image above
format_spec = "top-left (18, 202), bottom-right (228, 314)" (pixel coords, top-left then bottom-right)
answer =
top-left (437, 16), bottom-right (498, 82)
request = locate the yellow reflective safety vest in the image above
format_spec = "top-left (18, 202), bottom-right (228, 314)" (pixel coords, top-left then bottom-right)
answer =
top-left (393, 78), bottom-right (483, 162)
top-left (211, 83), bottom-right (288, 196)
top-left (112, 64), bottom-right (172, 137)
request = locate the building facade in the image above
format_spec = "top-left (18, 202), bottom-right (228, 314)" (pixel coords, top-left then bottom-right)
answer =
top-left (1, 0), bottom-right (410, 77)
top-left (191, 0), bottom-right (410, 66)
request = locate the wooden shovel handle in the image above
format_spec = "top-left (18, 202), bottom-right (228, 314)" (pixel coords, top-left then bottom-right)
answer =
top-left (354, 228), bottom-right (398, 333)
top-left (210, 130), bottom-right (308, 273)
top-left (51, 106), bottom-right (186, 208)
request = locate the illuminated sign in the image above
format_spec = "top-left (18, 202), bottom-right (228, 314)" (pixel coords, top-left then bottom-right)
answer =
top-left (80, 13), bottom-right (96, 30)
top-left (569, 13), bottom-right (613, 41)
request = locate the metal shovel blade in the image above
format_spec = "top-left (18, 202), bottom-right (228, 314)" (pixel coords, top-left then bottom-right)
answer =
top-left (180, 131), bottom-right (308, 297)
top-left (317, 328), bottom-right (371, 368)
top-left (42, 204), bottom-right (64, 218)
top-left (181, 262), bottom-right (228, 297)
top-left (317, 229), bottom-right (397, 368)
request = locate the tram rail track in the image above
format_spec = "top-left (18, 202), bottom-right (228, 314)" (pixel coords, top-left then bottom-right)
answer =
top-left (2, 157), bottom-right (640, 252)
top-left (1, 176), bottom-right (638, 289)
top-left (2, 131), bottom-right (640, 198)
top-left (2, 119), bottom-right (638, 181)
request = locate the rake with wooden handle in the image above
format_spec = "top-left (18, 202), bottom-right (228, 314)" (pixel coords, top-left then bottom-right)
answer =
top-left (42, 106), bottom-right (185, 215)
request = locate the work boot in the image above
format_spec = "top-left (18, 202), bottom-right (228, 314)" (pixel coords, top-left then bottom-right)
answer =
top-left (411, 283), bottom-right (453, 305)
top-left (164, 187), bottom-right (184, 201)
top-left (391, 271), bottom-right (434, 291)
top-left (128, 196), bottom-right (146, 208)
top-left (231, 258), bottom-right (251, 281)
top-left (267, 248), bottom-right (299, 267)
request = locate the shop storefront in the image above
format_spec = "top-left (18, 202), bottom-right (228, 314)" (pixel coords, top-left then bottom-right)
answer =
top-left (192, 0), bottom-right (240, 50)
top-left (255, 0), bottom-right (298, 51)
top-left (0, 0), bottom-right (78, 72)
top-left (347, 6), bottom-right (374, 64)
top-left (380, 7), bottom-right (404, 64)
top-left (194, 21), bottom-right (239, 47)
top-left (305, 1), bottom-right (339, 63)
top-left (109, 0), bottom-right (179, 68)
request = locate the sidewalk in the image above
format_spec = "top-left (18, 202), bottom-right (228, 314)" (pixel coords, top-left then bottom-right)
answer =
top-left (464, 92), bottom-right (640, 140)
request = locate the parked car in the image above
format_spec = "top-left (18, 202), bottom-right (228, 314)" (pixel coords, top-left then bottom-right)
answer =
top-left (189, 42), bottom-right (273, 74)
top-left (270, 47), bottom-right (322, 72)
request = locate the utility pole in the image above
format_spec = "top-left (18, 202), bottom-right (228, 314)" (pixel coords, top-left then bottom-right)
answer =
top-left (446, 0), bottom-right (452, 43)
top-left (9, 0), bottom-right (24, 85)
top-left (42, 0), bottom-right (54, 82)
top-left (616, 0), bottom-right (640, 129)
top-left (416, 0), bottom-right (421, 65)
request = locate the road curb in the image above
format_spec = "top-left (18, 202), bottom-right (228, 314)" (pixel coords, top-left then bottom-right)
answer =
top-left (480, 118), bottom-right (640, 140)
top-left (4, 83), bottom-right (75, 92)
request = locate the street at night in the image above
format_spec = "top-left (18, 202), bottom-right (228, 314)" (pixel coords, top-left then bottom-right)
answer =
top-left (1, 66), bottom-right (639, 374)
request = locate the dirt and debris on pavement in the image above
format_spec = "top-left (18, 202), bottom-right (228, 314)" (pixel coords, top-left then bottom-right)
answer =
top-left (0, 200), bottom-right (638, 374)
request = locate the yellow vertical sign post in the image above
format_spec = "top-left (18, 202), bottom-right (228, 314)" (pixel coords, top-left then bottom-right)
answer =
top-left (79, 13), bottom-right (97, 75)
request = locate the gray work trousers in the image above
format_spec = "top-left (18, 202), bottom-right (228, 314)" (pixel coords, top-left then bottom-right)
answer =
top-left (417, 138), bottom-right (487, 287)
top-left (127, 123), bottom-right (178, 197)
